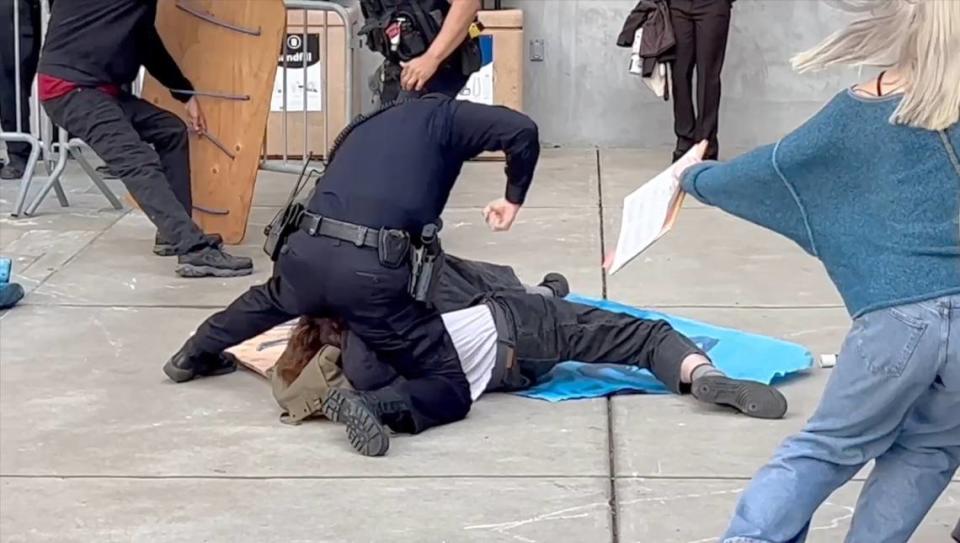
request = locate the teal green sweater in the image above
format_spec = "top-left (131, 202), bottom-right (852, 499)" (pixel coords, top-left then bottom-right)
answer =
top-left (682, 90), bottom-right (960, 317)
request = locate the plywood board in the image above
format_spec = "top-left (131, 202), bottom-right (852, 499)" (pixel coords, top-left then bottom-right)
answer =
top-left (142, 0), bottom-right (286, 244)
top-left (226, 320), bottom-right (297, 378)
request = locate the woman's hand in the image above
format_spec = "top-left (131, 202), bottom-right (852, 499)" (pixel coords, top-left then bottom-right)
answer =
top-left (672, 140), bottom-right (709, 183)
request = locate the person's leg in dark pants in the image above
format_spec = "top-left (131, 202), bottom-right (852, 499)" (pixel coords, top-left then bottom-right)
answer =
top-left (118, 96), bottom-right (219, 255)
top-left (165, 275), bottom-right (301, 382)
top-left (496, 292), bottom-right (787, 418)
top-left (0, 0), bottom-right (40, 178)
top-left (43, 90), bottom-right (251, 277)
top-left (669, 0), bottom-right (698, 162)
top-left (284, 235), bottom-right (470, 455)
top-left (121, 97), bottom-right (193, 218)
top-left (692, 0), bottom-right (731, 160)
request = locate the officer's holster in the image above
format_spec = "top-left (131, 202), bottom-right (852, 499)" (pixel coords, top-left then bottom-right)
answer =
top-left (269, 345), bottom-right (352, 425)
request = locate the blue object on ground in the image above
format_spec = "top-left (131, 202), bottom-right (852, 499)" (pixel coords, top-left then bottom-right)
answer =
top-left (517, 294), bottom-right (815, 402)
top-left (0, 283), bottom-right (25, 310)
top-left (0, 258), bottom-right (11, 285)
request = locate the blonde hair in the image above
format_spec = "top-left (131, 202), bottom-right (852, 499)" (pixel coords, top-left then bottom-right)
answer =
top-left (791, 0), bottom-right (960, 131)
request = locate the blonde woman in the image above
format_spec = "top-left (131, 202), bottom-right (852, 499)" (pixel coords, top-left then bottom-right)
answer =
top-left (677, 1), bottom-right (960, 541)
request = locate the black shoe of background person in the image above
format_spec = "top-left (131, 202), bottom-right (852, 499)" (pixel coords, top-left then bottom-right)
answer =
top-left (0, 159), bottom-right (26, 180)
top-left (163, 347), bottom-right (239, 383)
top-left (154, 232), bottom-right (224, 257)
top-left (951, 518), bottom-right (959, 542)
top-left (539, 272), bottom-right (570, 298)
top-left (322, 388), bottom-right (415, 457)
top-left (176, 246), bottom-right (253, 278)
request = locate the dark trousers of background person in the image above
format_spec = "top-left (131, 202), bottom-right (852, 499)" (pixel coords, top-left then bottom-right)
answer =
top-left (669, 0), bottom-right (732, 161)
top-left (186, 231), bottom-right (473, 434)
top-left (43, 89), bottom-right (209, 254)
top-left (0, 0), bottom-right (41, 167)
top-left (489, 292), bottom-right (704, 394)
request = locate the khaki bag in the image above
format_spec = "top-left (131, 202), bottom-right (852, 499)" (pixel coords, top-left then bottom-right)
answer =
top-left (268, 345), bottom-right (353, 425)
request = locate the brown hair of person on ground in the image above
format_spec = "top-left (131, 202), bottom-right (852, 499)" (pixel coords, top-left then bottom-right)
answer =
top-left (274, 316), bottom-right (343, 385)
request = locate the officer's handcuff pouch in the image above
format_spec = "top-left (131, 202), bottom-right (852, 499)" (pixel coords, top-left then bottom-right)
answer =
top-left (378, 229), bottom-right (411, 269)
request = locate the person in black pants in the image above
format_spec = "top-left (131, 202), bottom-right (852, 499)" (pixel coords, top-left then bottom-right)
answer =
top-left (274, 259), bottom-right (786, 455)
top-left (164, 94), bottom-right (541, 456)
top-left (0, 0), bottom-right (41, 180)
top-left (669, 0), bottom-right (733, 161)
top-left (36, 0), bottom-right (251, 277)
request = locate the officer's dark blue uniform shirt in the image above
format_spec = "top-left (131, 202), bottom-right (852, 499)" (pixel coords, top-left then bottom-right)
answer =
top-left (309, 95), bottom-right (540, 233)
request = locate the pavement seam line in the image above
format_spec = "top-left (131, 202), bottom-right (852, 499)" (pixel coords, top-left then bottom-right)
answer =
top-left (597, 147), bottom-right (620, 543)
top-left (22, 209), bottom-right (130, 296)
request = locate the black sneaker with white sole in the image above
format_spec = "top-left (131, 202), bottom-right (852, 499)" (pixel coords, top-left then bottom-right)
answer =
top-left (691, 375), bottom-right (788, 419)
top-left (322, 389), bottom-right (391, 457)
top-left (154, 233), bottom-right (224, 257)
top-left (176, 246), bottom-right (253, 278)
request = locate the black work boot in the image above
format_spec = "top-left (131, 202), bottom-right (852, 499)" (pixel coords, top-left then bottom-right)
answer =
top-left (154, 233), bottom-right (223, 257)
top-left (691, 374), bottom-right (788, 420)
top-left (163, 345), bottom-right (239, 383)
top-left (322, 388), bottom-right (412, 457)
top-left (539, 272), bottom-right (570, 298)
top-left (176, 246), bottom-right (253, 278)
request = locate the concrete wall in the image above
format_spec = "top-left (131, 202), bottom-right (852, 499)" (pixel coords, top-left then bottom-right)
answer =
top-left (511, 0), bottom-right (862, 148)
top-left (355, 0), bottom-right (861, 149)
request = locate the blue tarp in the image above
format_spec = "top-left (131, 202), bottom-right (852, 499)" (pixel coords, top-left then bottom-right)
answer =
top-left (517, 294), bottom-right (814, 402)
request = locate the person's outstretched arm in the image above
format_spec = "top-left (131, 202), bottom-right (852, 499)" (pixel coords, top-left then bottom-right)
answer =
top-left (680, 143), bottom-right (816, 255)
top-left (446, 101), bottom-right (540, 230)
top-left (140, 25), bottom-right (207, 133)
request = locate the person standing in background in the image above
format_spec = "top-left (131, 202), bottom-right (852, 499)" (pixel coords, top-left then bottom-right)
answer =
top-left (669, 0), bottom-right (732, 161)
top-left (0, 0), bottom-right (42, 180)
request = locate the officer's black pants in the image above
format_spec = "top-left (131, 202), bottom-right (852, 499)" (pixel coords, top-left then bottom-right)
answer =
top-left (189, 231), bottom-right (471, 434)
top-left (43, 90), bottom-right (209, 254)
top-left (493, 293), bottom-right (703, 394)
top-left (0, 0), bottom-right (40, 164)
top-left (669, 0), bottom-right (732, 161)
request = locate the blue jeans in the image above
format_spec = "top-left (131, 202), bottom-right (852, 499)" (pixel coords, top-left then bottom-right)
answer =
top-left (724, 295), bottom-right (960, 543)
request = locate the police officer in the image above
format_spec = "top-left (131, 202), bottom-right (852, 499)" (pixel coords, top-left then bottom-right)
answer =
top-left (164, 94), bottom-right (540, 457)
top-left (365, 0), bottom-right (481, 103)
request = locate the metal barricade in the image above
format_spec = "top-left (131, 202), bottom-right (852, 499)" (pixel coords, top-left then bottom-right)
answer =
top-left (2, 0), bottom-right (122, 217)
top-left (260, 0), bottom-right (361, 174)
top-left (4, 0), bottom-right (359, 218)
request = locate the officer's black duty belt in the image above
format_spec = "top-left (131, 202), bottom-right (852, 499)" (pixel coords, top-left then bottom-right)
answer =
top-left (297, 212), bottom-right (384, 249)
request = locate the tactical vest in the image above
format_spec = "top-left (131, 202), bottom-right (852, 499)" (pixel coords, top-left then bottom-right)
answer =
top-left (269, 345), bottom-right (352, 425)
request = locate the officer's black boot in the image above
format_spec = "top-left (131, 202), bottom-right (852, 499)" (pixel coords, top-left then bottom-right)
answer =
top-left (322, 388), bottom-right (413, 457)
top-left (154, 233), bottom-right (224, 257)
top-left (163, 343), bottom-right (239, 383)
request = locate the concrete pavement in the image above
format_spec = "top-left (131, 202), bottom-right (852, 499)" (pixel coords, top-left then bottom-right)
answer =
top-left (0, 149), bottom-right (956, 542)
